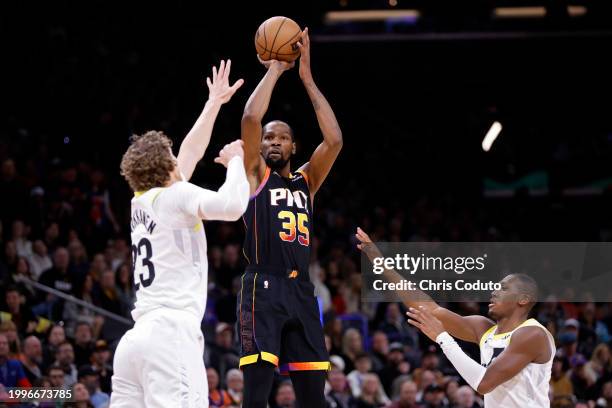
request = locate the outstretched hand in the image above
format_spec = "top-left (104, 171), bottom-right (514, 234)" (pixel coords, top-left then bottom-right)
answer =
top-left (207, 59), bottom-right (244, 104)
top-left (297, 27), bottom-right (312, 81)
top-left (214, 140), bottom-right (245, 168)
top-left (407, 306), bottom-right (446, 342)
top-left (355, 227), bottom-right (384, 262)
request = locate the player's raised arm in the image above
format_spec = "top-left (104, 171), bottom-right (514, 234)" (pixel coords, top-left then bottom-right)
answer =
top-left (241, 57), bottom-right (294, 188)
top-left (407, 307), bottom-right (550, 395)
top-left (296, 28), bottom-right (343, 196)
top-left (177, 60), bottom-right (244, 181)
top-left (176, 140), bottom-right (250, 222)
top-left (356, 228), bottom-right (493, 343)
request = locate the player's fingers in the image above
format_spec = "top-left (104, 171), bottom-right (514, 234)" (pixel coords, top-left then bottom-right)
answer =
top-left (296, 42), bottom-right (302, 49)
top-left (212, 64), bottom-right (218, 81)
top-left (214, 157), bottom-right (223, 164)
top-left (357, 244), bottom-right (363, 250)
top-left (224, 59), bottom-right (232, 80)
top-left (206, 77), bottom-right (212, 89)
top-left (219, 59), bottom-right (226, 79)
top-left (407, 319), bottom-right (423, 329)
top-left (230, 79), bottom-right (244, 92)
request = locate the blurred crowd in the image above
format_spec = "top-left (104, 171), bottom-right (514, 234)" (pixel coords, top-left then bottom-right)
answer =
top-left (0, 136), bottom-right (611, 408)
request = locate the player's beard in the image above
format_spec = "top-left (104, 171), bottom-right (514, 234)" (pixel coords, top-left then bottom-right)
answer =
top-left (265, 154), bottom-right (290, 170)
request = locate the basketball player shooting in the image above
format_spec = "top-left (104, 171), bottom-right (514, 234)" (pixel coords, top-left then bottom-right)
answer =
top-left (111, 60), bottom-right (249, 408)
top-left (356, 228), bottom-right (555, 408)
top-left (239, 28), bottom-right (342, 408)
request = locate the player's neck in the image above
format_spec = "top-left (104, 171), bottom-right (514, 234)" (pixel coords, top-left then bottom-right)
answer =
top-left (496, 313), bottom-right (529, 333)
top-left (274, 162), bottom-right (292, 178)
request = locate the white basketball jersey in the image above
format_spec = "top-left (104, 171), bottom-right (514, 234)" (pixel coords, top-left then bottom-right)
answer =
top-left (129, 183), bottom-right (208, 322)
top-left (479, 318), bottom-right (554, 408)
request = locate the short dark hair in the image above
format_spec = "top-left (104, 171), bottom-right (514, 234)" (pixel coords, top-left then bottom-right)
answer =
top-left (509, 273), bottom-right (539, 303)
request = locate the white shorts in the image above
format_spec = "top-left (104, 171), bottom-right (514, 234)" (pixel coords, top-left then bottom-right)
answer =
top-left (109, 308), bottom-right (207, 408)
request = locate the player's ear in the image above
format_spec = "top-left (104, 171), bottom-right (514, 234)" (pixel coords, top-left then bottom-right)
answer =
top-left (292, 142), bottom-right (296, 155)
top-left (517, 294), bottom-right (530, 306)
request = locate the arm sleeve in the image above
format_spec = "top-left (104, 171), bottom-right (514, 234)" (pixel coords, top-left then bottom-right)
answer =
top-left (179, 156), bottom-right (250, 221)
top-left (435, 331), bottom-right (487, 391)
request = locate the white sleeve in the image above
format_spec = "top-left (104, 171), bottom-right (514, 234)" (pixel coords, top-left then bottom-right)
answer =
top-left (435, 332), bottom-right (487, 391)
top-left (178, 156), bottom-right (250, 221)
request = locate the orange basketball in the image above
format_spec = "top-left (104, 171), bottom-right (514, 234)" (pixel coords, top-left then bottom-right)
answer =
top-left (255, 16), bottom-right (302, 62)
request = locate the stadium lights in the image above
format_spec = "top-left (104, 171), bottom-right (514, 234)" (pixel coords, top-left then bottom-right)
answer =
top-left (324, 9), bottom-right (421, 23)
top-left (482, 121), bottom-right (503, 152)
top-left (494, 5), bottom-right (587, 18)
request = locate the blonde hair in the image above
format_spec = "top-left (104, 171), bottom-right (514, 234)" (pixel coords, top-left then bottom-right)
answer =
top-left (120, 131), bottom-right (176, 192)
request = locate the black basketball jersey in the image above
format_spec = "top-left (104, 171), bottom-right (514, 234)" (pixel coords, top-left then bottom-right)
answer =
top-left (242, 167), bottom-right (311, 274)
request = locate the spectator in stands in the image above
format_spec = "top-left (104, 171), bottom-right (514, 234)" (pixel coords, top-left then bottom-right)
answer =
top-left (89, 254), bottom-right (108, 281)
top-left (43, 324), bottom-right (66, 367)
top-left (454, 385), bottom-right (481, 408)
top-left (12, 220), bottom-right (32, 257)
top-left (351, 373), bottom-right (387, 408)
top-left (0, 332), bottom-right (31, 387)
top-left (225, 368), bottom-right (243, 407)
top-left (579, 302), bottom-right (611, 356)
top-left (206, 322), bottom-right (239, 382)
top-left (340, 328), bottom-right (364, 374)
top-left (421, 384), bottom-right (446, 408)
top-left (217, 244), bottom-right (243, 290)
top-left (597, 381), bottom-right (612, 407)
top-left (3, 285), bottom-right (36, 334)
top-left (348, 353), bottom-right (372, 397)
top-left (21, 335), bottom-right (43, 384)
top-left (368, 331), bottom-right (389, 372)
top-left (43, 223), bottom-right (60, 254)
top-left (444, 379), bottom-right (459, 406)
top-left (415, 370), bottom-right (436, 403)
top-left (584, 343), bottom-right (612, 386)
top-left (63, 274), bottom-right (97, 338)
top-left (71, 382), bottom-right (95, 408)
top-left (550, 356), bottom-right (573, 402)
top-left (38, 247), bottom-right (74, 320)
top-left (68, 240), bottom-right (89, 278)
top-left (11, 257), bottom-right (37, 302)
top-left (388, 380), bottom-right (420, 408)
top-left (77, 365), bottom-right (109, 408)
top-left (114, 262), bottom-right (135, 316)
top-left (89, 340), bottom-right (112, 394)
top-left (54, 341), bottom-right (78, 387)
top-left (0, 320), bottom-right (23, 359)
top-left (3, 241), bottom-right (18, 274)
top-left (73, 322), bottom-right (94, 367)
top-left (275, 381), bottom-right (296, 408)
top-left (378, 342), bottom-right (411, 397)
top-left (569, 354), bottom-right (595, 401)
top-left (94, 269), bottom-right (122, 315)
top-left (208, 367), bottom-right (230, 407)
top-left (378, 303), bottom-right (418, 348)
top-left (48, 364), bottom-right (67, 389)
top-left (557, 319), bottom-right (580, 367)
top-left (326, 368), bottom-right (354, 408)
top-left (28, 240), bottom-right (52, 280)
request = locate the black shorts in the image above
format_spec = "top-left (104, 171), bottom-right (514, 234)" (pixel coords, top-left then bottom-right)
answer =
top-left (237, 266), bottom-right (330, 373)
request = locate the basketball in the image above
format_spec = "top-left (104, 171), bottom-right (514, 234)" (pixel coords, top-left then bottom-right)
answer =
top-left (255, 16), bottom-right (302, 62)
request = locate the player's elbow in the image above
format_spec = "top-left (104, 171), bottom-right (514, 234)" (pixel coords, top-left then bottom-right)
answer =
top-left (476, 376), bottom-right (497, 395)
top-left (328, 131), bottom-right (343, 149)
top-left (224, 186), bottom-right (250, 221)
top-left (242, 111), bottom-right (260, 126)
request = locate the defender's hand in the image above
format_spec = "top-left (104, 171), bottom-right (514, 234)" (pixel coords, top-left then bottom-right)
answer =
top-left (214, 140), bottom-right (245, 168)
top-left (297, 27), bottom-right (312, 82)
top-left (356, 227), bottom-right (384, 262)
top-left (407, 306), bottom-right (446, 342)
top-left (207, 59), bottom-right (244, 104)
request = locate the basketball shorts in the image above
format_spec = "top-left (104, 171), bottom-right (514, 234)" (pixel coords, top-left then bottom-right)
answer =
top-left (237, 266), bottom-right (330, 373)
top-left (110, 308), bottom-right (207, 408)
